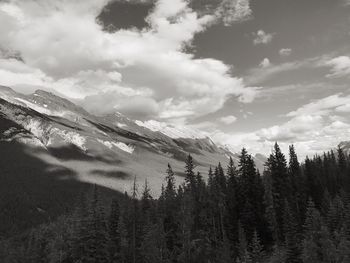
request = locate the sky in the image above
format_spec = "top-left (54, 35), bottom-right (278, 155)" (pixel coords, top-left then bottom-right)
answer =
top-left (0, 0), bottom-right (350, 158)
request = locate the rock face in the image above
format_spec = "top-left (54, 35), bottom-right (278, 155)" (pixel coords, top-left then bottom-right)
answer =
top-left (1, 86), bottom-right (267, 195)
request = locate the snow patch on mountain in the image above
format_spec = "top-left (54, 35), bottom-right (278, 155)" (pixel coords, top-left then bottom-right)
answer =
top-left (14, 97), bottom-right (57, 116)
top-left (50, 128), bottom-right (87, 151)
top-left (115, 122), bottom-right (127, 128)
top-left (26, 119), bottom-right (47, 139)
top-left (135, 120), bottom-right (207, 139)
top-left (97, 139), bottom-right (134, 154)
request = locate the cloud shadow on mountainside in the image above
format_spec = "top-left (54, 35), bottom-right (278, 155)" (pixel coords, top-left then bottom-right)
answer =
top-left (0, 139), bottom-right (124, 238)
top-left (90, 169), bottom-right (130, 180)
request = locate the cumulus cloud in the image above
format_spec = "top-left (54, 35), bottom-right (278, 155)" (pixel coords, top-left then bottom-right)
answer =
top-left (220, 115), bottom-right (237, 124)
top-left (259, 58), bottom-right (271, 68)
top-left (0, 0), bottom-right (257, 121)
top-left (253, 30), bottom-right (274, 45)
top-left (324, 56), bottom-right (350, 78)
top-left (279, 48), bottom-right (292, 57)
top-left (209, 93), bottom-right (350, 158)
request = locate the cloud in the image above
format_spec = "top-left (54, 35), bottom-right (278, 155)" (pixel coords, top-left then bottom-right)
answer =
top-left (286, 94), bottom-right (350, 117)
top-left (0, 0), bottom-right (257, 122)
top-left (253, 30), bottom-right (274, 45)
top-left (343, 0), bottom-right (350, 6)
top-left (279, 48), bottom-right (292, 57)
top-left (324, 56), bottom-right (350, 78)
top-left (216, 0), bottom-right (252, 26)
top-left (259, 58), bottom-right (271, 68)
top-left (258, 115), bottom-right (325, 142)
top-left (245, 59), bottom-right (314, 85)
top-left (208, 92), bottom-right (350, 158)
top-left (220, 115), bottom-right (237, 124)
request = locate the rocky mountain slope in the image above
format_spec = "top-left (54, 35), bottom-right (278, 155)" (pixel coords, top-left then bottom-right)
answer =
top-left (0, 86), bottom-right (267, 194)
top-left (0, 86), bottom-right (268, 236)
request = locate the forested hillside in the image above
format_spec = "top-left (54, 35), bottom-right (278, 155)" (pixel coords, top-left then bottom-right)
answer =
top-left (1, 143), bottom-right (350, 262)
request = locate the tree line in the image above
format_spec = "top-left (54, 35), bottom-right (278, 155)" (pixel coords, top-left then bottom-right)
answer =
top-left (1, 143), bottom-right (350, 262)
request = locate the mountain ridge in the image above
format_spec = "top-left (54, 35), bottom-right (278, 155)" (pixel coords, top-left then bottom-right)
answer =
top-left (0, 86), bottom-right (267, 194)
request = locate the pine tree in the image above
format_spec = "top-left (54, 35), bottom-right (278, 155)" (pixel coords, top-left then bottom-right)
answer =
top-left (108, 199), bottom-right (121, 262)
top-left (130, 176), bottom-right (141, 263)
top-left (304, 157), bottom-right (324, 208)
top-left (238, 149), bottom-right (266, 241)
top-left (302, 199), bottom-right (333, 263)
top-left (338, 146), bottom-right (347, 174)
top-left (283, 200), bottom-right (301, 263)
top-left (118, 211), bottom-right (129, 263)
top-left (263, 172), bottom-right (278, 244)
top-left (140, 220), bottom-right (168, 263)
top-left (161, 164), bottom-right (179, 253)
top-left (216, 162), bottom-right (227, 194)
top-left (165, 163), bottom-right (176, 201)
top-left (327, 195), bottom-right (345, 235)
top-left (288, 145), bottom-right (305, 224)
top-left (265, 143), bottom-right (290, 243)
top-left (237, 221), bottom-right (250, 263)
top-left (226, 157), bottom-right (239, 246)
top-left (177, 191), bottom-right (194, 263)
top-left (79, 185), bottom-right (109, 263)
top-left (249, 230), bottom-right (264, 263)
top-left (184, 154), bottom-right (196, 191)
top-left (26, 227), bottom-right (49, 263)
top-left (320, 189), bottom-right (331, 217)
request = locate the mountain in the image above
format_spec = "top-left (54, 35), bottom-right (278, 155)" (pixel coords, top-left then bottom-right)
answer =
top-left (0, 86), bottom-right (266, 236)
top-left (0, 86), bottom-right (261, 191)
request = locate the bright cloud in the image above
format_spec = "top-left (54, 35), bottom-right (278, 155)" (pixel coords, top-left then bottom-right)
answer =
top-left (325, 56), bottom-right (350, 78)
top-left (253, 30), bottom-right (274, 45)
top-left (279, 48), bottom-right (292, 57)
top-left (259, 58), bottom-right (271, 68)
top-left (220, 115), bottom-right (237, 124)
top-left (0, 0), bottom-right (257, 121)
top-left (287, 94), bottom-right (350, 117)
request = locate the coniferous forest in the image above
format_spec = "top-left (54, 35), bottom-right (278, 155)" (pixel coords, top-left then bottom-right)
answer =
top-left (1, 143), bottom-right (350, 263)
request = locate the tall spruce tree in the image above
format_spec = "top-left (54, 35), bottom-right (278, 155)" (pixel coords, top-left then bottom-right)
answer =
top-left (226, 157), bottom-right (239, 246)
top-left (265, 143), bottom-right (290, 243)
top-left (288, 145), bottom-right (306, 224)
top-left (238, 149), bottom-right (266, 241)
